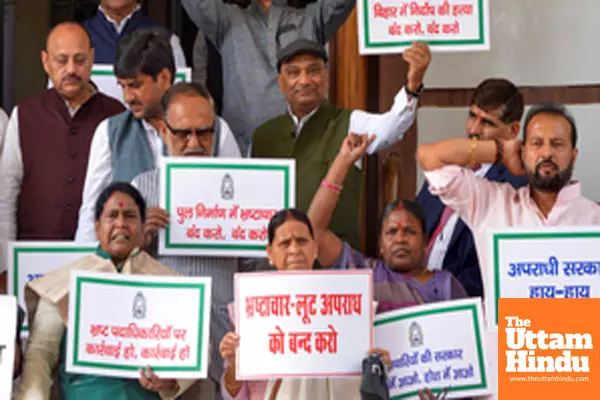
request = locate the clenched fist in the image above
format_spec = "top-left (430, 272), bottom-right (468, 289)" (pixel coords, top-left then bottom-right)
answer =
top-left (403, 42), bottom-right (432, 94)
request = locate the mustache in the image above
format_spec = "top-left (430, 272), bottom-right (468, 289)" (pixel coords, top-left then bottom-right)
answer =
top-left (183, 148), bottom-right (207, 156)
top-left (128, 99), bottom-right (142, 107)
top-left (535, 159), bottom-right (559, 172)
top-left (61, 73), bottom-right (82, 83)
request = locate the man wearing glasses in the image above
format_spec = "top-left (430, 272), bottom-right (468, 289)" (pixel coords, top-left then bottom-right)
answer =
top-left (75, 27), bottom-right (239, 243)
top-left (131, 81), bottom-right (238, 399)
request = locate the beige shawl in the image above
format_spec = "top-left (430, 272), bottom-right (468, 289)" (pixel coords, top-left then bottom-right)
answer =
top-left (18, 248), bottom-right (198, 400)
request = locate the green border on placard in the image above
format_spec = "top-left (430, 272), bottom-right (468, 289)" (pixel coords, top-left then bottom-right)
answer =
top-left (492, 231), bottom-right (600, 326)
top-left (374, 304), bottom-right (487, 399)
top-left (163, 163), bottom-right (292, 250)
top-left (72, 276), bottom-right (206, 372)
top-left (92, 69), bottom-right (187, 81)
top-left (362, 0), bottom-right (486, 48)
top-left (13, 246), bottom-right (96, 332)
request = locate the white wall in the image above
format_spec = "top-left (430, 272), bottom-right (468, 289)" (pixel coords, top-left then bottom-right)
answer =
top-left (424, 0), bottom-right (600, 88)
top-left (416, 105), bottom-right (600, 201)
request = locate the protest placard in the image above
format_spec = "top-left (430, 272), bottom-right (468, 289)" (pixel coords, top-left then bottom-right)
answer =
top-left (48, 65), bottom-right (191, 105)
top-left (235, 270), bottom-right (372, 379)
top-left (374, 298), bottom-right (489, 399)
top-left (66, 271), bottom-right (211, 379)
top-left (0, 295), bottom-right (17, 400)
top-left (7, 242), bottom-right (96, 332)
top-left (487, 227), bottom-right (600, 328)
top-left (159, 157), bottom-right (295, 257)
top-left (357, 0), bottom-right (490, 54)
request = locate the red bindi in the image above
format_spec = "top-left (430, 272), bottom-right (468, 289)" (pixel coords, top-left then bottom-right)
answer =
top-left (396, 202), bottom-right (404, 211)
top-left (118, 201), bottom-right (124, 208)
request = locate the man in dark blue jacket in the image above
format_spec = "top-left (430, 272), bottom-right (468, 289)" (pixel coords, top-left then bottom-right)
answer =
top-left (416, 78), bottom-right (527, 297)
top-left (83, 0), bottom-right (187, 67)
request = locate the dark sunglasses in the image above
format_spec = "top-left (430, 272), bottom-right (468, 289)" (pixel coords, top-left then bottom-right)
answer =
top-left (166, 121), bottom-right (215, 141)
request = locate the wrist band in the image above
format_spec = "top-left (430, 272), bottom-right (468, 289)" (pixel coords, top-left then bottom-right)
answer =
top-left (468, 136), bottom-right (479, 168)
top-left (406, 83), bottom-right (424, 98)
top-left (321, 179), bottom-right (342, 194)
top-left (494, 138), bottom-right (504, 164)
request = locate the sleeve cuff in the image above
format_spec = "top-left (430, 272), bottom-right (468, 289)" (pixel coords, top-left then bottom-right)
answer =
top-left (393, 86), bottom-right (418, 113)
top-left (423, 165), bottom-right (463, 195)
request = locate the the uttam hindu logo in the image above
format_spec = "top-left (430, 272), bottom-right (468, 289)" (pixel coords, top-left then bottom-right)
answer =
top-left (504, 315), bottom-right (592, 373)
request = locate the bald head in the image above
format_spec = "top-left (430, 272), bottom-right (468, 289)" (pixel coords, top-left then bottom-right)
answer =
top-left (42, 22), bottom-right (94, 102)
top-left (45, 22), bottom-right (91, 52)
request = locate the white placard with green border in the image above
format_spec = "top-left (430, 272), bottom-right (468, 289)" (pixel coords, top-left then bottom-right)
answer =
top-left (159, 157), bottom-right (296, 257)
top-left (374, 298), bottom-right (489, 400)
top-left (487, 227), bottom-right (600, 329)
top-left (357, 0), bottom-right (490, 55)
top-left (48, 65), bottom-right (191, 105)
top-left (7, 241), bottom-right (96, 333)
top-left (0, 295), bottom-right (17, 400)
top-left (91, 64), bottom-right (191, 105)
top-left (66, 270), bottom-right (211, 379)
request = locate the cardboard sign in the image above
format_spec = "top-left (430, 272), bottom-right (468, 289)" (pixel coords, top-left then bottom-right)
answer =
top-left (66, 271), bottom-right (211, 379)
top-left (159, 157), bottom-right (295, 257)
top-left (48, 65), bottom-right (191, 105)
top-left (488, 227), bottom-right (600, 328)
top-left (235, 270), bottom-right (372, 379)
top-left (7, 242), bottom-right (96, 332)
top-left (357, 0), bottom-right (490, 54)
top-left (375, 298), bottom-right (490, 399)
top-left (0, 295), bottom-right (17, 399)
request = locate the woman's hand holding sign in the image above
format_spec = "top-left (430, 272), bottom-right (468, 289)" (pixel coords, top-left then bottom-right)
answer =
top-left (138, 366), bottom-right (179, 394)
top-left (220, 332), bottom-right (244, 396)
top-left (143, 207), bottom-right (170, 247)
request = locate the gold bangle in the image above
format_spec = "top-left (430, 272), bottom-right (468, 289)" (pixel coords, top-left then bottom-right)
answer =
top-left (468, 136), bottom-right (479, 168)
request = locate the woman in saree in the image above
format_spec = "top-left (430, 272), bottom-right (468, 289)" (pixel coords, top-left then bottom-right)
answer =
top-left (16, 182), bottom-right (198, 399)
top-left (219, 208), bottom-right (391, 400)
top-left (308, 133), bottom-right (467, 311)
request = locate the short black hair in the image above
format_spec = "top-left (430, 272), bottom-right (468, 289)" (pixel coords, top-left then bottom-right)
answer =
top-left (470, 78), bottom-right (524, 124)
top-left (378, 200), bottom-right (427, 237)
top-left (114, 27), bottom-right (175, 84)
top-left (161, 82), bottom-right (213, 115)
top-left (94, 182), bottom-right (147, 222)
top-left (523, 102), bottom-right (578, 147)
top-left (45, 22), bottom-right (92, 51)
top-left (267, 209), bottom-right (314, 245)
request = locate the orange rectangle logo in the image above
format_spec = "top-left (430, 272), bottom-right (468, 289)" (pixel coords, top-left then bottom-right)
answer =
top-left (499, 298), bottom-right (600, 398)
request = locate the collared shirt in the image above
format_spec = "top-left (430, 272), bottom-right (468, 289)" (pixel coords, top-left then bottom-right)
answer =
top-left (288, 105), bottom-right (319, 136)
top-left (182, 0), bottom-right (357, 155)
top-left (0, 108), bottom-right (8, 155)
top-left (426, 163), bottom-right (492, 271)
top-left (98, 5), bottom-right (187, 68)
top-left (0, 94), bottom-right (109, 273)
top-left (424, 165), bottom-right (600, 400)
top-left (74, 116), bottom-right (241, 243)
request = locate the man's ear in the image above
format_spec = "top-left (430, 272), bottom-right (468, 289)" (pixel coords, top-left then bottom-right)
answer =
top-left (509, 121), bottom-right (521, 139)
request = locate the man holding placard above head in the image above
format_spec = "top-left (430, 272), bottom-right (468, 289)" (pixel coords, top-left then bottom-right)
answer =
top-left (219, 208), bottom-right (392, 400)
top-left (307, 133), bottom-right (467, 310)
top-left (131, 81), bottom-right (241, 398)
top-left (75, 28), bottom-right (240, 244)
top-left (417, 102), bottom-right (600, 399)
top-left (251, 38), bottom-right (431, 251)
top-left (15, 183), bottom-right (200, 400)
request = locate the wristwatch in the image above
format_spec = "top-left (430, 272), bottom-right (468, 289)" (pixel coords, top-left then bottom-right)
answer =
top-left (406, 83), bottom-right (424, 98)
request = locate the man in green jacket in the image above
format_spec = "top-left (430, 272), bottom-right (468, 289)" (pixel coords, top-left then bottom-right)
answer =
top-left (252, 38), bottom-right (431, 249)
